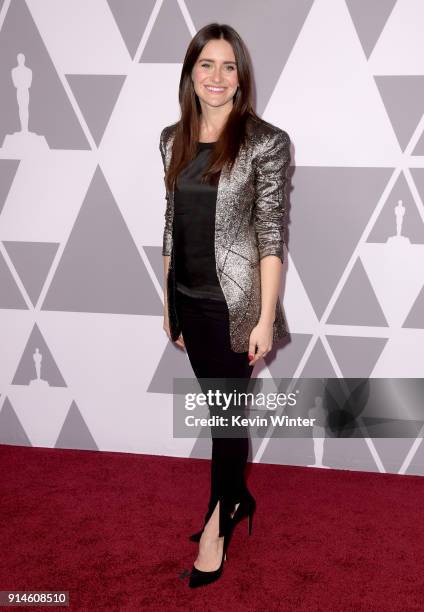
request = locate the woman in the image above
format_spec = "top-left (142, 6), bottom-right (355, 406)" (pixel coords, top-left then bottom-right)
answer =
top-left (160, 23), bottom-right (291, 588)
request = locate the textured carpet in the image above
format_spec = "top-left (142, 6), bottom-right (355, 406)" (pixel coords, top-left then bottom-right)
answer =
top-left (1, 444), bottom-right (423, 611)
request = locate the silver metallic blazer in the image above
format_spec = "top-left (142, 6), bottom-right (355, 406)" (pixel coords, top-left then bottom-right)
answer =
top-left (159, 114), bottom-right (291, 353)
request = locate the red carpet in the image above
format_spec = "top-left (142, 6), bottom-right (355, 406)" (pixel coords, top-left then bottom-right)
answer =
top-left (1, 444), bottom-right (423, 611)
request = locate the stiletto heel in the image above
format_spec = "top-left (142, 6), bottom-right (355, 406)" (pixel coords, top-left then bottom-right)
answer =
top-left (232, 491), bottom-right (255, 535)
top-left (248, 511), bottom-right (252, 535)
top-left (189, 491), bottom-right (256, 542)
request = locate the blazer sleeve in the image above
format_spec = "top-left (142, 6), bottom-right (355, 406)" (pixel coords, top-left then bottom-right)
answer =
top-left (159, 128), bottom-right (173, 256)
top-left (252, 129), bottom-right (291, 263)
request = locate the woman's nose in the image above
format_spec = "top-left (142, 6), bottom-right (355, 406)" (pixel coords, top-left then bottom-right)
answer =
top-left (212, 70), bottom-right (223, 82)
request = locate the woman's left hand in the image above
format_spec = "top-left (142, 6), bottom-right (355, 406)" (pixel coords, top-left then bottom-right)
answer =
top-left (248, 319), bottom-right (273, 366)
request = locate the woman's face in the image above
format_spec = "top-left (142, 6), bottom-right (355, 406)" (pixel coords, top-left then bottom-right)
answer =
top-left (191, 38), bottom-right (239, 111)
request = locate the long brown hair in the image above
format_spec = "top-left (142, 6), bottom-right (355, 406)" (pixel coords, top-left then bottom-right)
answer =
top-left (164, 23), bottom-right (261, 192)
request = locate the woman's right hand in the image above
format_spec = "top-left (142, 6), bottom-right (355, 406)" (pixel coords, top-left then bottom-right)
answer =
top-left (163, 305), bottom-right (185, 350)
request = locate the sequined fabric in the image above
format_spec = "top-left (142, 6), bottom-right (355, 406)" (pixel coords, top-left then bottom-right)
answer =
top-left (159, 115), bottom-right (291, 353)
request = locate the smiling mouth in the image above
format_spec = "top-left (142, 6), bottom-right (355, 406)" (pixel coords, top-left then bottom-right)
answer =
top-left (205, 85), bottom-right (226, 93)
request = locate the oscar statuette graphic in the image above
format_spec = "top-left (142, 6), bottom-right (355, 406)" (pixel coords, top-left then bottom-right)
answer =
top-left (2, 53), bottom-right (48, 153)
top-left (28, 347), bottom-right (49, 387)
top-left (307, 395), bottom-right (330, 468)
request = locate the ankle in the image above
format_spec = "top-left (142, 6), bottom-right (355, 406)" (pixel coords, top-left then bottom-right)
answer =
top-left (202, 526), bottom-right (219, 539)
top-left (201, 527), bottom-right (223, 542)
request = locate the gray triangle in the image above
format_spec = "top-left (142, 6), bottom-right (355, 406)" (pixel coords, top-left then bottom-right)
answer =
top-left (266, 333), bottom-right (312, 378)
top-left (0, 160), bottom-right (19, 215)
top-left (55, 401), bottom-right (98, 450)
top-left (250, 377), bottom-right (318, 465)
top-left (249, 382), bottom-right (379, 471)
top-left (141, 0), bottom-right (192, 63)
top-left (346, 0), bottom-right (397, 59)
top-left (148, 341), bottom-right (195, 394)
top-left (290, 167), bottom-right (393, 319)
top-left (0, 397), bottom-right (32, 446)
top-left (144, 245), bottom-right (165, 292)
top-left (320, 438), bottom-right (380, 472)
top-left (254, 377), bottom-right (327, 457)
top-left (367, 438), bottom-right (422, 473)
top-left (107, 0), bottom-right (155, 59)
top-left (66, 75), bottom-right (126, 147)
top-left (0, 0), bottom-right (90, 149)
top-left (402, 285), bottom-right (424, 329)
top-left (42, 167), bottom-right (163, 315)
top-left (410, 168), bottom-right (424, 212)
top-left (405, 439), bottom-right (424, 476)
top-left (327, 259), bottom-right (388, 327)
top-left (3, 241), bottom-right (59, 306)
top-left (186, 0), bottom-right (312, 115)
top-left (0, 250), bottom-right (27, 309)
top-left (367, 172), bottom-right (424, 243)
top-left (188, 435), bottom-right (212, 460)
top-left (260, 437), bottom-right (313, 467)
top-left (374, 76), bottom-right (424, 151)
top-left (300, 338), bottom-right (338, 378)
top-left (12, 323), bottom-right (67, 386)
top-left (326, 335), bottom-right (388, 377)
top-left (412, 130), bottom-right (424, 156)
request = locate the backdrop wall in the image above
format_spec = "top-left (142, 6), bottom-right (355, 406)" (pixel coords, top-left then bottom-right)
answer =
top-left (0, 0), bottom-right (423, 476)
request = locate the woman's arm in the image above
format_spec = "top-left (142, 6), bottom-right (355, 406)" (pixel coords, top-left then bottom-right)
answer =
top-left (159, 130), bottom-right (173, 258)
top-left (162, 253), bottom-right (180, 345)
top-left (258, 255), bottom-right (282, 326)
top-left (249, 129), bottom-right (291, 364)
top-left (163, 254), bottom-right (170, 315)
top-left (160, 130), bottom-right (172, 338)
top-left (160, 131), bottom-right (185, 349)
top-left (253, 129), bottom-right (291, 263)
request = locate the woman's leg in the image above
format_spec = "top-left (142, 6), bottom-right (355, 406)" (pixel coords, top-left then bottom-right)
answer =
top-left (175, 290), bottom-right (253, 563)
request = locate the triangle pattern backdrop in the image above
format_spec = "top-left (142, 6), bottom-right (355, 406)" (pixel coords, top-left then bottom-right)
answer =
top-left (0, 0), bottom-right (423, 476)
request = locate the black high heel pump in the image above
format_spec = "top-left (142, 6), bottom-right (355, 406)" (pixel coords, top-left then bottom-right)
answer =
top-left (189, 491), bottom-right (256, 542)
top-left (188, 523), bottom-right (233, 588)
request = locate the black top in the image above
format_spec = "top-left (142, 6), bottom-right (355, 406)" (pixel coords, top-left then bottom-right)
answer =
top-left (173, 141), bottom-right (225, 301)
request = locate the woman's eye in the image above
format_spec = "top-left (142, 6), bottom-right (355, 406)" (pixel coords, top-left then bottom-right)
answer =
top-left (200, 63), bottom-right (236, 71)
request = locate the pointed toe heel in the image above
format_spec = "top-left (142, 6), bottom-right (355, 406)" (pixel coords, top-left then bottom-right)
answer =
top-left (188, 536), bottom-right (230, 588)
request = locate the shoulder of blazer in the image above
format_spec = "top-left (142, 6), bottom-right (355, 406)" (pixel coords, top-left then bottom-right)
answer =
top-left (246, 115), bottom-right (291, 153)
top-left (160, 122), bottom-right (178, 151)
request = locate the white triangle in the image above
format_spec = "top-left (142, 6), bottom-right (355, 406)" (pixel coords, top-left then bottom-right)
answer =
top-left (252, 361), bottom-right (275, 380)
top-left (372, 331), bottom-right (424, 377)
top-left (361, 242), bottom-right (424, 327)
top-left (263, 0), bottom-right (400, 165)
top-left (370, 0), bottom-right (424, 74)
top-left (27, 0), bottom-right (130, 72)
top-left (99, 64), bottom-right (181, 256)
top-left (11, 390), bottom-right (72, 447)
top-left (283, 250), bottom-right (320, 332)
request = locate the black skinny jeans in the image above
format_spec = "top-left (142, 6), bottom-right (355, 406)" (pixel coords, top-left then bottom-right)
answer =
top-left (175, 288), bottom-right (254, 537)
